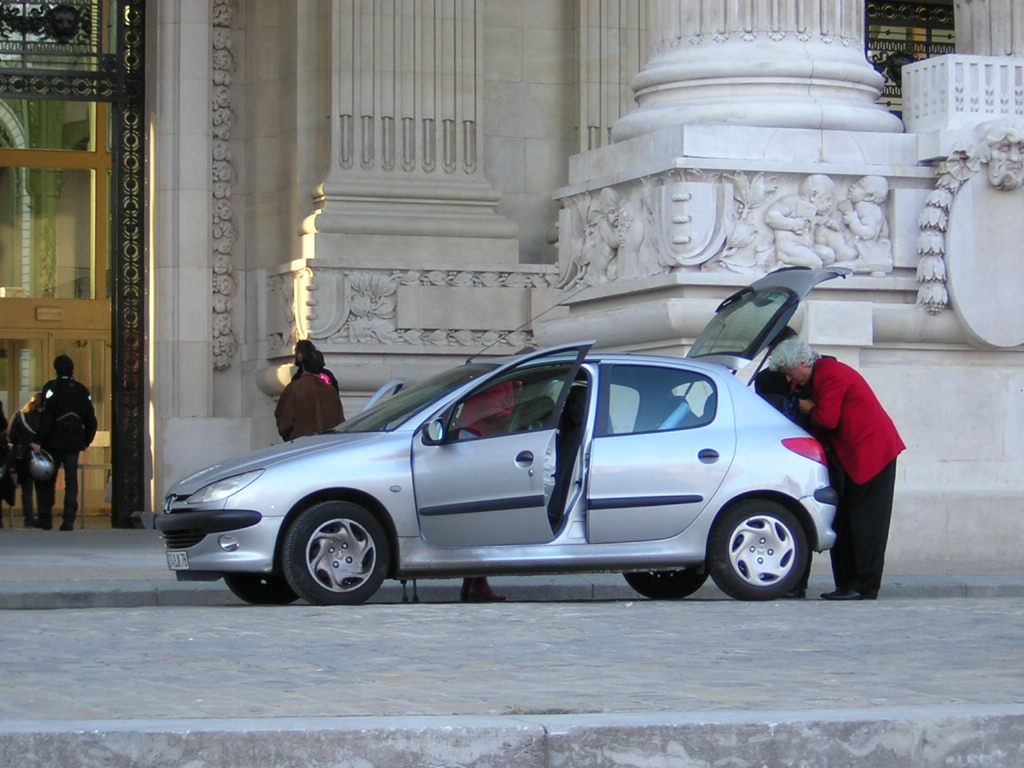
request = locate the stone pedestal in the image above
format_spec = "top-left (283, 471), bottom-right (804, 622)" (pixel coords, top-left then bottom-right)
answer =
top-left (267, 0), bottom-right (540, 399)
top-left (539, 0), bottom-right (1024, 573)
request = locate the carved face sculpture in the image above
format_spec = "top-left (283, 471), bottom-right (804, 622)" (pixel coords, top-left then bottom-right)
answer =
top-left (799, 174), bottom-right (835, 212)
top-left (987, 137), bottom-right (1024, 191)
top-left (850, 176), bottom-right (889, 204)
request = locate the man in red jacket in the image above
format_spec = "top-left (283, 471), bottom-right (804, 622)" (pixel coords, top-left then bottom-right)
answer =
top-left (769, 339), bottom-right (905, 600)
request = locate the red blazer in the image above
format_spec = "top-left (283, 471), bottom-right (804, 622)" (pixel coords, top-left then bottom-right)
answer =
top-left (808, 357), bottom-right (905, 484)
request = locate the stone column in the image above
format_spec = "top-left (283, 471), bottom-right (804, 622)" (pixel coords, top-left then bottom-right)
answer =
top-left (267, 0), bottom-right (548, 404)
top-left (612, 0), bottom-right (903, 141)
top-left (307, 0), bottom-right (517, 256)
top-left (576, 0), bottom-right (651, 152)
top-left (955, 0), bottom-right (1024, 56)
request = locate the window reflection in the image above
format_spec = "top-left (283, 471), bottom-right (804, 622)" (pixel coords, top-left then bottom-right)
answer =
top-left (0, 167), bottom-right (94, 299)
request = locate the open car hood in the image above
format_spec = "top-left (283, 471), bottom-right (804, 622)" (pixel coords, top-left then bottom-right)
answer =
top-left (687, 266), bottom-right (850, 370)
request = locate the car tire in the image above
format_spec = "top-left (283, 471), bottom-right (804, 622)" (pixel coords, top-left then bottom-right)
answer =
top-left (708, 500), bottom-right (807, 601)
top-left (281, 501), bottom-right (390, 605)
top-left (223, 571), bottom-right (298, 605)
top-left (623, 568), bottom-right (708, 600)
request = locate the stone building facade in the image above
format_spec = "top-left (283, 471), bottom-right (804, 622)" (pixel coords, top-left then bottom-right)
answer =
top-left (152, 0), bottom-right (1024, 570)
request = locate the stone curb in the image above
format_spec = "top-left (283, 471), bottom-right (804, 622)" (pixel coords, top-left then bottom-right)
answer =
top-left (2, 574), bottom-right (1023, 610)
top-left (2, 704), bottom-right (1022, 768)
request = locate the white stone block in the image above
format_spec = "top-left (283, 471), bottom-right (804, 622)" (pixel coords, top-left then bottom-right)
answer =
top-left (161, 417), bottom-right (253, 489)
top-left (903, 54), bottom-right (1024, 134)
top-left (804, 300), bottom-right (873, 347)
top-left (396, 286), bottom-right (531, 332)
top-left (890, 186), bottom-right (932, 269)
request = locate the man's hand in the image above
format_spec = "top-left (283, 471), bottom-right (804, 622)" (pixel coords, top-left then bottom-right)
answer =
top-left (798, 399), bottom-right (815, 415)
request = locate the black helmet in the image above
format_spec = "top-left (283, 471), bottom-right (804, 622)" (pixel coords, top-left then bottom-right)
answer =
top-left (28, 449), bottom-right (56, 481)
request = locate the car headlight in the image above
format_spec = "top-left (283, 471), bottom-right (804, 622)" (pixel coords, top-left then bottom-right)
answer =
top-left (186, 470), bottom-right (263, 504)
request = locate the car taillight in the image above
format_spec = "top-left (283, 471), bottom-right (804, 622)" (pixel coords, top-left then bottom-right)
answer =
top-left (782, 437), bottom-right (828, 465)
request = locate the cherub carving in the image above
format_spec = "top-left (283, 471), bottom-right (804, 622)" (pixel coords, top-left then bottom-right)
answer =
top-left (836, 175), bottom-right (893, 275)
top-left (764, 174), bottom-right (845, 268)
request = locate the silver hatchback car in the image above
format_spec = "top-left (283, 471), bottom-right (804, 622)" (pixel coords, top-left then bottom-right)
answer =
top-left (159, 267), bottom-right (845, 604)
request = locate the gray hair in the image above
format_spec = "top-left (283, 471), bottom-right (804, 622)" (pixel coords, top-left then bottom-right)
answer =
top-left (768, 338), bottom-right (819, 371)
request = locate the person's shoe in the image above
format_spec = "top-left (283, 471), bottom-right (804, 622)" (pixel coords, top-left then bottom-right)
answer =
top-left (821, 588), bottom-right (863, 601)
top-left (59, 523), bottom-right (75, 531)
top-left (460, 578), bottom-right (506, 602)
top-left (783, 588), bottom-right (806, 599)
top-left (23, 518), bottom-right (35, 528)
top-left (32, 521), bottom-right (52, 530)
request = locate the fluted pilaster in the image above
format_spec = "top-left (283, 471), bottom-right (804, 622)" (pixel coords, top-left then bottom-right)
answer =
top-left (309, 0), bottom-right (516, 245)
top-left (955, 0), bottom-right (1024, 56)
top-left (613, 0), bottom-right (903, 140)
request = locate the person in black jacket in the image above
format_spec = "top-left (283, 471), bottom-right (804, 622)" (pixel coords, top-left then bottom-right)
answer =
top-left (30, 355), bottom-right (98, 530)
top-left (0, 399), bottom-right (8, 526)
top-left (6, 393), bottom-right (44, 528)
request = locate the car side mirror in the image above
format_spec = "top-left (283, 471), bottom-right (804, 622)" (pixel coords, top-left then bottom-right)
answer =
top-left (422, 418), bottom-right (447, 445)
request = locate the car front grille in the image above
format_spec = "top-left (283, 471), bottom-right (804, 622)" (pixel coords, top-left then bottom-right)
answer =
top-left (163, 529), bottom-right (206, 550)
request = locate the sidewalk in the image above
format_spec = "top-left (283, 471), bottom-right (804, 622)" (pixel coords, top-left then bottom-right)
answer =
top-left (2, 526), bottom-right (1024, 768)
top-left (1, 526), bottom-right (1022, 609)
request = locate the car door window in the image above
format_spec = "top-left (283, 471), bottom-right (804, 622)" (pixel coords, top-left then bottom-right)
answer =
top-left (598, 365), bottom-right (716, 436)
top-left (449, 364), bottom-right (571, 440)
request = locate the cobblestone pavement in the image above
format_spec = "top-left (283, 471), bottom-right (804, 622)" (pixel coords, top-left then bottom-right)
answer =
top-left (2, 596), bottom-right (1022, 722)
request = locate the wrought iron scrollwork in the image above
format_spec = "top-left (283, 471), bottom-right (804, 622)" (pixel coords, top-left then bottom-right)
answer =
top-left (866, 1), bottom-right (955, 114)
top-left (0, 1), bottom-right (98, 55)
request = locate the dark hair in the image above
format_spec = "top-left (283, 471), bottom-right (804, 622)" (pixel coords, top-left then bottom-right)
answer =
top-left (293, 340), bottom-right (324, 374)
top-left (54, 354), bottom-right (74, 377)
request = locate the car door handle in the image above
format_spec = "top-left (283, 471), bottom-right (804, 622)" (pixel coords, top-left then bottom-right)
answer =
top-left (515, 450), bottom-right (534, 467)
top-left (698, 449), bottom-right (719, 464)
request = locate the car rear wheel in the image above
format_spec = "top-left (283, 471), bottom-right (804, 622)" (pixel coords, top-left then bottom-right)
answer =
top-left (223, 571), bottom-right (298, 605)
top-left (281, 501), bottom-right (390, 605)
top-left (623, 568), bottom-right (708, 599)
top-left (708, 500), bottom-right (807, 601)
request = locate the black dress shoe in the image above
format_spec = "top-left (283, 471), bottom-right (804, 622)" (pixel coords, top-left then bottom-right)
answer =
top-left (821, 588), bottom-right (863, 601)
top-left (32, 521), bottom-right (52, 530)
top-left (783, 588), bottom-right (806, 599)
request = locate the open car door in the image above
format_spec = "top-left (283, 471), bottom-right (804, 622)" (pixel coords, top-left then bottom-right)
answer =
top-left (687, 266), bottom-right (850, 370)
top-left (412, 342), bottom-right (592, 547)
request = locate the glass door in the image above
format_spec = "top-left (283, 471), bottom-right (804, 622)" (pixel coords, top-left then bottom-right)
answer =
top-left (0, 333), bottom-right (111, 524)
top-left (0, 99), bottom-right (112, 525)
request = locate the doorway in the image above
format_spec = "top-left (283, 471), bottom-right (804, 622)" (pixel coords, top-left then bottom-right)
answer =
top-left (0, 0), bottom-right (145, 527)
top-left (0, 98), bottom-right (113, 525)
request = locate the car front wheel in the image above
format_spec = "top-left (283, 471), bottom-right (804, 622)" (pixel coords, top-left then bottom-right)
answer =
top-left (623, 568), bottom-right (708, 600)
top-left (708, 500), bottom-right (807, 601)
top-left (282, 501), bottom-right (390, 605)
top-left (223, 571), bottom-right (298, 605)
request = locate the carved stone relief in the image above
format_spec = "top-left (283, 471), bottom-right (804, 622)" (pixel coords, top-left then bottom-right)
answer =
top-left (211, 0), bottom-right (238, 371)
top-left (916, 119), bottom-right (1024, 313)
top-left (267, 268), bottom-right (556, 352)
top-left (557, 170), bottom-right (895, 288)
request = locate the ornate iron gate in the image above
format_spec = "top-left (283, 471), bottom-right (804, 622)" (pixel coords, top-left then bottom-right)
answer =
top-left (0, 0), bottom-right (145, 527)
top-left (867, 1), bottom-right (956, 115)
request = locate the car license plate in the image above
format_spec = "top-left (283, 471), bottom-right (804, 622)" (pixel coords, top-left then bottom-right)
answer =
top-left (167, 551), bottom-right (189, 570)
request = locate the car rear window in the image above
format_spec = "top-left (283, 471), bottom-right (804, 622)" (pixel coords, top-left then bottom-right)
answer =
top-left (597, 365), bottom-right (716, 436)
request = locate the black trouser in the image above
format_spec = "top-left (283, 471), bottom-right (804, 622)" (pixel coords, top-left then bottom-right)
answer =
top-left (36, 450), bottom-right (80, 528)
top-left (828, 458), bottom-right (898, 598)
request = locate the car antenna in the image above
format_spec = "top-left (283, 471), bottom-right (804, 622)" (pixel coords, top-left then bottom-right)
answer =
top-left (466, 283), bottom-right (592, 363)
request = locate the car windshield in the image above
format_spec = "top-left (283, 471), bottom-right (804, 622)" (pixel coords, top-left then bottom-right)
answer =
top-left (333, 362), bottom-right (498, 433)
